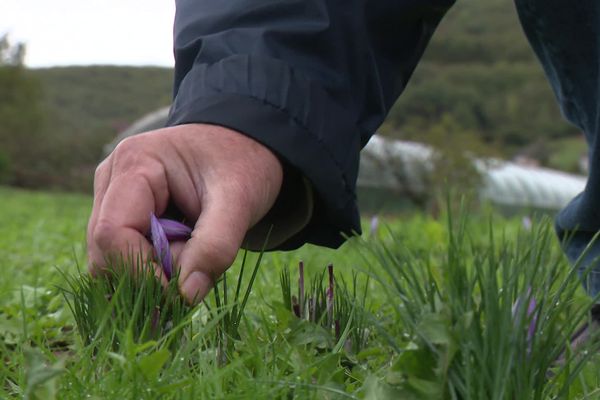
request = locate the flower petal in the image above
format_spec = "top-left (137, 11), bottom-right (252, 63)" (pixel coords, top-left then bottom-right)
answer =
top-left (150, 212), bottom-right (173, 280)
top-left (370, 215), bottom-right (379, 235)
top-left (511, 287), bottom-right (538, 344)
top-left (161, 247), bottom-right (173, 281)
top-left (158, 218), bottom-right (192, 241)
top-left (298, 261), bottom-right (305, 317)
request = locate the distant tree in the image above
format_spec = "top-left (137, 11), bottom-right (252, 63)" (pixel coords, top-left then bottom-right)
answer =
top-left (422, 114), bottom-right (490, 216)
top-left (0, 35), bottom-right (46, 186)
top-left (0, 35), bottom-right (25, 65)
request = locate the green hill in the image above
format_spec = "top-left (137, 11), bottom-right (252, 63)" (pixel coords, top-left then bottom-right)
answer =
top-left (387, 0), bottom-right (582, 165)
top-left (37, 67), bottom-right (171, 165)
top-left (25, 66), bottom-right (172, 190)
top-left (2, 0), bottom-right (585, 192)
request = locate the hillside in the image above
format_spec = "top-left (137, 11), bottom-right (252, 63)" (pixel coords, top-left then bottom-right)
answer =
top-left (4, 0), bottom-right (586, 192)
top-left (33, 66), bottom-right (172, 162)
top-left (26, 66), bottom-right (172, 189)
top-left (388, 0), bottom-right (583, 167)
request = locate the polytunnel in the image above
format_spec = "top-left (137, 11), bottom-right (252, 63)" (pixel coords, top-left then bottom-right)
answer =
top-left (361, 135), bottom-right (587, 211)
top-left (106, 108), bottom-right (587, 211)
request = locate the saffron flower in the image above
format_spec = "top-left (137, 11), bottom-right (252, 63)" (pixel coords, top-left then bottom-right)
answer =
top-left (512, 287), bottom-right (538, 344)
top-left (158, 218), bottom-right (193, 240)
top-left (522, 216), bottom-right (532, 231)
top-left (149, 213), bottom-right (193, 280)
top-left (370, 215), bottom-right (379, 236)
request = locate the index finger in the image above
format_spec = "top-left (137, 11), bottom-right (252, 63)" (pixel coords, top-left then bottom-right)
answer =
top-left (89, 170), bottom-right (168, 278)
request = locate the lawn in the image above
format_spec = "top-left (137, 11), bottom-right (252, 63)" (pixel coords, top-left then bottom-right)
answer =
top-left (2, 186), bottom-right (600, 399)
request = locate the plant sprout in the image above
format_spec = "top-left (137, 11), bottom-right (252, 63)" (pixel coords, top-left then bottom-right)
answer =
top-left (280, 261), bottom-right (371, 354)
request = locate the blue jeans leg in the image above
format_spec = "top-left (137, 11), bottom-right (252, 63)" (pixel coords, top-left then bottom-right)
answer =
top-left (515, 0), bottom-right (600, 298)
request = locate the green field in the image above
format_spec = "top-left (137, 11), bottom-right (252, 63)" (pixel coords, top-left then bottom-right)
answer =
top-left (2, 186), bottom-right (600, 399)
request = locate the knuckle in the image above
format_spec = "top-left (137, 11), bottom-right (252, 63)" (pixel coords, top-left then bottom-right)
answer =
top-left (110, 136), bottom-right (165, 184)
top-left (114, 135), bottom-right (141, 154)
top-left (93, 220), bottom-right (117, 251)
top-left (111, 136), bottom-right (146, 167)
top-left (135, 163), bottom-right (165, 185)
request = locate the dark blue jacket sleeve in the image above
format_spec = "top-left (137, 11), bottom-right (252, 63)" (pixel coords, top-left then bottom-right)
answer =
top-left (166, 0), bottom-right (455, 249)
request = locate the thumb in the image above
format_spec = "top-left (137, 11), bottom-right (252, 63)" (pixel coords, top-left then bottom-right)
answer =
top-left (177, 198), bottom-right (250, 304)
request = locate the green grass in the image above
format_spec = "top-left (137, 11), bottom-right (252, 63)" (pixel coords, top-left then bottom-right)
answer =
top-left (2, 186), bottom-right (600, 399)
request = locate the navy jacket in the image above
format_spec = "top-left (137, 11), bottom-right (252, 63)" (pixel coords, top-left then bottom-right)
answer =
top-left (167, 0), bottom-right (455, 249)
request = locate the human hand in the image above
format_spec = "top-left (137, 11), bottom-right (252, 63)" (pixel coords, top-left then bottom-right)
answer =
top-left (87, 124), bottom-right (283, 303)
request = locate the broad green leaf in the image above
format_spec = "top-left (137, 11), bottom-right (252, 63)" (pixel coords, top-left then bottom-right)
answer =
top-left (23, 347), bottom-right (64, 400)
top-left (138, 348), bottom-right (170, 381)
top-left (392, 347), bottom-right (436, 380)
top-left (362, 375), bottom-right (414, 400)
top-left (288, 319), bottom-right (332, 348)
top-left (416, 313), bottom-right (453, 347)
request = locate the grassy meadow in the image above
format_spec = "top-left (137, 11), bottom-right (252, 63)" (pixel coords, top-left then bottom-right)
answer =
top-left (2, 186), bottom-right (600, 399)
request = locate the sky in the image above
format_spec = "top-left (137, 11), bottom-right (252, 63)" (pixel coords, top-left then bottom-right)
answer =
top-left (1, 0), bottom-right (175, 68)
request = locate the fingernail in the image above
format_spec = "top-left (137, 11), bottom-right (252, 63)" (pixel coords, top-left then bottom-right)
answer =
top-left (181, 271), bottom-right (208, 304)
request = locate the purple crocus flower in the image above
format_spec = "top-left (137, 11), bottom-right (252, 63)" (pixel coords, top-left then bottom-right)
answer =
top-left (522, 216), bottom-right (532, 231)
top-left (148, 213), bottom-right (194, 281)
top-left (157, 218), bottom-right (193, 241)
top-left (370, 215), bottom-right (379, 236)
top-left (512, 287), bottom-right (538, 344)
top-left (150, 213), bottom-right (173, 280)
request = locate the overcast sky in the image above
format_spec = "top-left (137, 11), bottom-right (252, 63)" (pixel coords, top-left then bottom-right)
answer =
top-left (1, 0), bottom-right (175, 68)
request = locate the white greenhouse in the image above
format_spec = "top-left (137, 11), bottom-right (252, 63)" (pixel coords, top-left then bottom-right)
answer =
top-left (107, 107), bottom-right (587, 211)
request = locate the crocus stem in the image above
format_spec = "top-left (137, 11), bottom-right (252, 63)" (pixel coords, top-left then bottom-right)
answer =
top-left (327, 264), bottom-right (334, 328)
top-left (299, 261), bottom-right (305, 318)
top-left (292, 295), bottom-right (301, 318)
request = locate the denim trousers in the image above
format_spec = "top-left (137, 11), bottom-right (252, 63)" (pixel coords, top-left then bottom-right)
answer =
top-left (515, 0), bottom-right (600, 298)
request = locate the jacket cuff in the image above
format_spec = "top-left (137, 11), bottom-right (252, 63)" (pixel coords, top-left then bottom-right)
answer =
top-left (166, 57), bottom-right (361, 249)
top-left (243, 166), bottom-right (314, 251)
